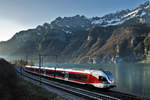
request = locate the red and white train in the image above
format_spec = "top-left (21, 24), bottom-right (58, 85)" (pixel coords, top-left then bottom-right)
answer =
top-left (24, 65), bottom-right (116, 88)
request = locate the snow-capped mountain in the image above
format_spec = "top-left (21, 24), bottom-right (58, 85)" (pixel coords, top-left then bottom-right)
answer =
top-left (91, 1), bottom-right (150, 26)
top-left (35, 1), bottom-right (150, 31)
top-left (50, 15), bottom-right (91, 34)
top-left (28, 1), bottom-right (150, 36)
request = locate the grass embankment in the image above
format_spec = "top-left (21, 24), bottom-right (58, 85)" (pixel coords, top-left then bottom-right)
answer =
top-left (0, 58), bottom-right (64, 100)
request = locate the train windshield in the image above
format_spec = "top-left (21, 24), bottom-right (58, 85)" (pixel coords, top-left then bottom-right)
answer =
top-left (99, 76), bottom-right (107, 82)
top-left (103, 71), bottom-right (114, 81)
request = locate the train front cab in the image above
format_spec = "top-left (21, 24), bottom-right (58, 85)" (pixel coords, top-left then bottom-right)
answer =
top-left (90, 70), bottom-right (116, 88)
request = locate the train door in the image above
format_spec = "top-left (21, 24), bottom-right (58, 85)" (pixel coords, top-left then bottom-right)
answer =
top-left (91, 71), bottom-right (99, 82)
top-left (64, 72), bottom-right (69, 80)
top-left (43, 69), bottom-right (46, 75)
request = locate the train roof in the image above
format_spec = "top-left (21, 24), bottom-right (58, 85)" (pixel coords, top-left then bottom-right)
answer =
top-left (25, 65), bottom-right (103, 74)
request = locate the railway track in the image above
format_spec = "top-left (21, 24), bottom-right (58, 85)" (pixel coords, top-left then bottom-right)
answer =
top-left (68, 82), bottom-right (144, 100)
top-left (53, 79), bottom-right (145, 100)
top-left (16, 67), bottom-right (148, 100)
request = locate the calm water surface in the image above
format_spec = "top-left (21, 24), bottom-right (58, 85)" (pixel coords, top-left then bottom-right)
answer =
top-left (42, 63), bottom-right (150, 98)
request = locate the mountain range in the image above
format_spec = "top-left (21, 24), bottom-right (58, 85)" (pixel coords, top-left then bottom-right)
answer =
top-left (0, 1), bottom-right (150, 63)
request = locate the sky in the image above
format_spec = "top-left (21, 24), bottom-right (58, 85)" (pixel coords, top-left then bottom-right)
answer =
top-left (0, 0), bottom-right (148, 41)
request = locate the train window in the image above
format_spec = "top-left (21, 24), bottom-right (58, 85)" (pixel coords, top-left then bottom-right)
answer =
top-left (40, 69), bottom-right (45, 74)
top-left (31, 68), bottom-right (34, 71)
top-left (28, 68), bottom-right (34, 71)
top-left (103, 71), bottom-right (113, 81)
top-left (46, 70), bottom-right (65, 77)
top-left (99, 76), bottom-right (107, 82)
top-left (46, 70), bottom-right (55, 75)
top-left (35, 69), bottom-right (40, 73)
top-left (69, 73), bottom-right (87, 81)
top-left (26, 68), bottom-right (29, 70)
top-left (55, 71), bottom-right (65, 77)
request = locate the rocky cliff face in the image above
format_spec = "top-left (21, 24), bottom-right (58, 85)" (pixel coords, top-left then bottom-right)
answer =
top-left (78, 24), bottom-right (150, 63)
top-left (0, 1), bottom-right (150, 63)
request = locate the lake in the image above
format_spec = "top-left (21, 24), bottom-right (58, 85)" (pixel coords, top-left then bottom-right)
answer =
top-left (39, 63), bottom-right (150, 98)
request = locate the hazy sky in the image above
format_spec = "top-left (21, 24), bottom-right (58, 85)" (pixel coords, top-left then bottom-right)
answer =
top-left (0, 0), bottom-right (147, 41)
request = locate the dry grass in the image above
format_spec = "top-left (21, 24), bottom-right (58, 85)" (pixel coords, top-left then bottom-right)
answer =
top-left (0, 58), bottom-right (66, 100)
top-left (14, 78), bottom-right (60, 100)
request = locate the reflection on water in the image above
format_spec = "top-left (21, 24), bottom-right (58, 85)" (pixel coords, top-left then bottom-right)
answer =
top-left (112, 63), bottom-right (150, 98)
top-left (100, 63), bottom-right (150, 98)
top-left (42, 63), bottom-right (150, 98)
